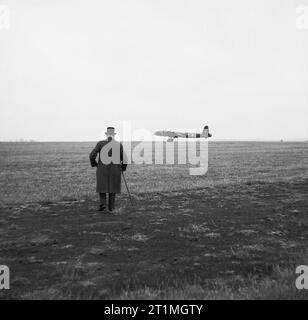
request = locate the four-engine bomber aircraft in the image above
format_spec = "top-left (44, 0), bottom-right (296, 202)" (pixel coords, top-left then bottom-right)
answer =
top-left (155, 126), bottom-right (212, 142)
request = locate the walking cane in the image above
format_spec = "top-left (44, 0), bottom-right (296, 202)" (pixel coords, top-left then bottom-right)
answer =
top-left (122, 171), bottom-right (134, 209)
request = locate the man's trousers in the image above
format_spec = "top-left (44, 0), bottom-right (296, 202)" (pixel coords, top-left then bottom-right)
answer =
top-left (99, 193), bottom-right (116, 211)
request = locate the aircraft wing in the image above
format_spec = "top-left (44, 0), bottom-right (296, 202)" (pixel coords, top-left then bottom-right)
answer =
top-left (155, 129), bottom-right (212, 140)
top-left (154, 130), bottom-right (176, 137)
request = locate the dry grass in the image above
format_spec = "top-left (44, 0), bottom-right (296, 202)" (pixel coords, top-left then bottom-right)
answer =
top-left (0, 141), bottom-right (307, 205)
top-left (113, 266), bottom-right (308, 300)
top-left (109, 252), bottom-right (308, 300)
top-left (17, 261), bottom-right (308, 300)
top-left (1, 141), bottom-right (308, 300)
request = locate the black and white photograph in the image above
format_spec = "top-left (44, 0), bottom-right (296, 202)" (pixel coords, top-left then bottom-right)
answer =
top-left (0, 0), bottom-right (308, 305)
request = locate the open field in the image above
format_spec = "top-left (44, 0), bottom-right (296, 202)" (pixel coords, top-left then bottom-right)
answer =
top-left (0, 141), bottom-right (308, 299)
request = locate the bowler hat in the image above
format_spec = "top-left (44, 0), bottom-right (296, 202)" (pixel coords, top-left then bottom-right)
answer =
top-left (105, 127), bottom-right (116, 135)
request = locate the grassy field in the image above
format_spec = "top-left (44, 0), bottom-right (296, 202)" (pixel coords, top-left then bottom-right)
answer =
top-left (0, 141), bottom-right (307, 299)
top-left (0, 141), bottom-right (307, 205)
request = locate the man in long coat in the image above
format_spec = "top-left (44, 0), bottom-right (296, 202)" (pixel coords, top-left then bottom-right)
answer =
top-left (89, 127), bottom-right (127, 212)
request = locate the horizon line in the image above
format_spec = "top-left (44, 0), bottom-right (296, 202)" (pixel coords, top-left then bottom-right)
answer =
top-left (1, 139), bottom-right (308, 143)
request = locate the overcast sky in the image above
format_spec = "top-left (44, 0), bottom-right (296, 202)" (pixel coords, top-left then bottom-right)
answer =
top-left (0, 0), bottom-right (307, 141)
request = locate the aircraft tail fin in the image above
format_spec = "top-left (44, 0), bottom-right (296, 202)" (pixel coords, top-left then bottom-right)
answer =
top-left (202, 125), bottom-right (212, 138)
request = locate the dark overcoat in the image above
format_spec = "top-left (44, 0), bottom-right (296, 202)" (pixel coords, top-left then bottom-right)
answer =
top-left (89, 138), bottom-right (127, 194)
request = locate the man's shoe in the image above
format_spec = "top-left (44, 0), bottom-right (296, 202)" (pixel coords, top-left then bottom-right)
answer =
top-left (99, 205), bottom-right (106, 212)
